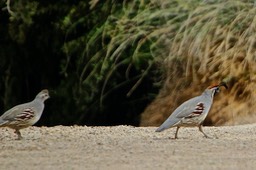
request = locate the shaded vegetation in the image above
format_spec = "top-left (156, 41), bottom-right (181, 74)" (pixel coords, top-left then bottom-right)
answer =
top-left (0, 0), bottom-right (161, 126)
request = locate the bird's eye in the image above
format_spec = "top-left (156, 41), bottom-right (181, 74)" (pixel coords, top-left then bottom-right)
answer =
top-left (215, 87), bottom-right (220, 93)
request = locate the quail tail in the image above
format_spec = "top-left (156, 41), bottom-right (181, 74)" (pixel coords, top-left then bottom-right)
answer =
top-left (155, 117), bottom-right (178, 132)
top-left (155, 126), bottom-right (166, 132)
top-left (155, 122), bottom-right (174, 132)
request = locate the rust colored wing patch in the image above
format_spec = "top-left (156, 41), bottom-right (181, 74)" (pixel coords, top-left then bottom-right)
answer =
top-left (193, 103), bottom-right (204, 115)
top-left (15, 108), bottom-right (35, 121)
top-left (185, 103), bottom-right (205, 119)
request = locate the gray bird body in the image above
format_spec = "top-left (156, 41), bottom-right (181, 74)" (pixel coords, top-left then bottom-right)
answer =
top-left (0, 89), bottom-right (49, 139)
top-left (155, 83), bottom-right (227, 138)
top-left (156, 89), bottom-right (214, 132)
top-left (0, 99), bottom-right (44, 129)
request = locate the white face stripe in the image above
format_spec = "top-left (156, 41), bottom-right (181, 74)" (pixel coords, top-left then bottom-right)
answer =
top-left (211, 87), bottom-right (219, 98)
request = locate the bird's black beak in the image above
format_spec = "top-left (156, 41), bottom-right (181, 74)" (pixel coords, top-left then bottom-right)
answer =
top-left (218, 82), bottom-right (228, 89)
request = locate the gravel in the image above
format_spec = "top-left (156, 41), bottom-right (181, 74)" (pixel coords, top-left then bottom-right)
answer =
top-left (0, 124), bottom-right (256, 170)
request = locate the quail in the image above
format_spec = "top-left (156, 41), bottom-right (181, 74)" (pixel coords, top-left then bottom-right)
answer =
top-left (155, 82), bottom-right (228, 139)
top-left (0, 89), bottom-right (50, 139)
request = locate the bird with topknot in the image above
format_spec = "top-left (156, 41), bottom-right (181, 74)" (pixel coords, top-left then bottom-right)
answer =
top-left (155, 82), bottom-right (228, 139)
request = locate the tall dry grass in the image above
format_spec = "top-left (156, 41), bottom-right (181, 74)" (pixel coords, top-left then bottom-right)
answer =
top-left (138, 0), bottom-right (256, 126)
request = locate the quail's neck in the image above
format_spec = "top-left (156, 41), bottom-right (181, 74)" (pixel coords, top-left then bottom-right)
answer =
top-left (34, 97), bottom-right (45, 104)
top-left (202, 89), bottom-right (216, 99)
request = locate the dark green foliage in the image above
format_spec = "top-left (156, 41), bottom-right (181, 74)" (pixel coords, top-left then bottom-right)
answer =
top-left (0, 0), bottom-right (161, 126)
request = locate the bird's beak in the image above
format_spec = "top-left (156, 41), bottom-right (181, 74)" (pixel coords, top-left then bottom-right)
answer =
top-left (218, 82), bottom-right (228, 89)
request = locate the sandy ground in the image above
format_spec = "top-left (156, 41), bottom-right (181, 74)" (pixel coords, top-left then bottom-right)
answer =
top-left (0, 124), bottom-right (256, 170)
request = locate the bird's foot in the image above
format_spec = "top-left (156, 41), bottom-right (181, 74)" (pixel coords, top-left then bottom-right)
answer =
top-left (203, 134), bottom-right (218, 139)
top-left (204, 135), bottom-right (212, 139)
top-left (14, 130), bottom-right (23, 140)
top-left (168, 137), bottom-right (178, 140)
top-left (15, 136), bottom-right (23, 140)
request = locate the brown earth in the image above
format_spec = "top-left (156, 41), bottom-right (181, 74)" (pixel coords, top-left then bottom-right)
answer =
top-left (0, 124), bottom-right (256, 170)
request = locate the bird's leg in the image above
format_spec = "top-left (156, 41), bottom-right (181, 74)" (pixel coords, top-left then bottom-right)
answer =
top-left (14, 129), bottom-right (22, 140)
top-left (198, 125), bottom-right (211, 138)
top-left (174, 127), bottom-right (180, 139)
